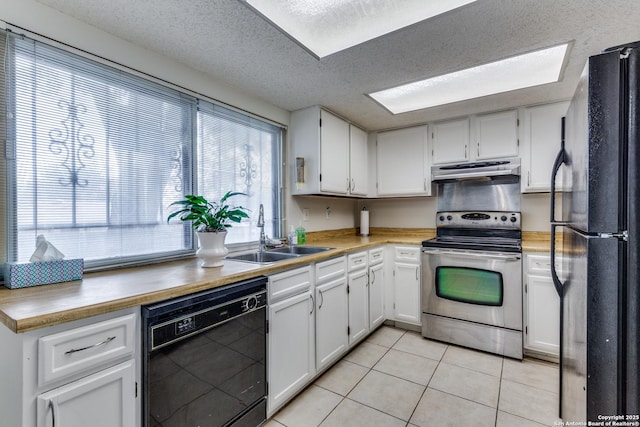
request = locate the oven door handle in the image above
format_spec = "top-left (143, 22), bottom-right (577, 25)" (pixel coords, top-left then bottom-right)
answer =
top-left (422, 249), bottom-right (521, 261)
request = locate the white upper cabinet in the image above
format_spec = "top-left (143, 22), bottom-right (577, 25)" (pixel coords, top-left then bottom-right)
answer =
top-left (520, 101), bottom-right (570, 192)
top-left (430, 118), bottom-right (470, 165)
top-left (472, 110), bottom-right (519, 160)
top-left (319, 109), bottom-right (350, 194)
top-left (431, 111), bottom-right (518, 165)
top-left (290, 106), bottom-right (369, 197)
top-left (376, 125), bottom-right (431, 197)
top-left (349, 125), bottom-right (368, 196)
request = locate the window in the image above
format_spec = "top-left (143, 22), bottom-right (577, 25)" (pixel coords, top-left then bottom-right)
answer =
top-left (197, 101), bottom-right (282, 245)
top-left (2, 29), bottom-right (283, 270)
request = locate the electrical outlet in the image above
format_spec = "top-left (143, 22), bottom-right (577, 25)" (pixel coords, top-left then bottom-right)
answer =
top-left (303, 208), bottom-right (310, 221)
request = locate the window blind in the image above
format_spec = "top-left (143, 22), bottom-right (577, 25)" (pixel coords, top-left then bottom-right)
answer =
top-left (4, 30), bottom-right (197, 267)
top-left (197, 100), bottom-right (282, 245)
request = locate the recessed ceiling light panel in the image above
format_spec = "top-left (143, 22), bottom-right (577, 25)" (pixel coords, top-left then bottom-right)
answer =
top-left (369, 43), bottom-right (570, 114)
top-left (242, 0), bottom-right (477, 58)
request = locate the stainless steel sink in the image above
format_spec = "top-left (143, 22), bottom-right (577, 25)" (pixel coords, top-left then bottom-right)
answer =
top-left (269, 246), bottom-right (334, 255)
top-left (225, 251), bottom-right (300, 264)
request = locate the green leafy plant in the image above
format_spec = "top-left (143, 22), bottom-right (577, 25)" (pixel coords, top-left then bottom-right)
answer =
top-left (167, 192), bottom-right (250, 232)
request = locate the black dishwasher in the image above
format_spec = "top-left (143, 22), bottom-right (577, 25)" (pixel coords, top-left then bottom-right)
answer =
top-left (142, 276), bottom-right (267, 427)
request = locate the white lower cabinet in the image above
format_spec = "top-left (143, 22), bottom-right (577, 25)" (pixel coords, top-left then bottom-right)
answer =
top-left (348, 267), bottom-right (369, 345)
top-left (524, 252), bottom-right (562, 357)
top-left (315, 257), bottom-right (348, 372)
top-left (315, 277), bottom-right (348, 371)
top-left (267, 267), bottom-right (315, 416)
top-left (368, 259), bottom-right (385, 330)
top-left (0, 308), bottom-right (140, 427)
top-left (368, 247), bottom-right (385, 330)
top-left (392, 246), bottom-right (422, 325)
top-left (37, 360), bottom-right (135, 427)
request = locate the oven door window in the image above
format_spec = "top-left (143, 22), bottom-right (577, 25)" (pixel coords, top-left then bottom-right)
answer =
top-left (435, 266), bottom-right (503, 306)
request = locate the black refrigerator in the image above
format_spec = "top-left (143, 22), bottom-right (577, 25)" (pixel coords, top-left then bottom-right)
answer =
top-left (550, 42), bottom-right (640, 422)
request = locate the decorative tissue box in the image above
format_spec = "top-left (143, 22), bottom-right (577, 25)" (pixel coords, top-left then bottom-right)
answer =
top-left (3, 259), bottom-right (84, 289)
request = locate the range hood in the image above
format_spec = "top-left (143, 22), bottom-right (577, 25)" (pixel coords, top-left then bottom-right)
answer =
top-left (431, 157), bottom-right (521, 181)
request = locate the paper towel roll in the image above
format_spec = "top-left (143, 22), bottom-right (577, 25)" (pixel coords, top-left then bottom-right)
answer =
top-left (360, 209), bottom-right (369, 236)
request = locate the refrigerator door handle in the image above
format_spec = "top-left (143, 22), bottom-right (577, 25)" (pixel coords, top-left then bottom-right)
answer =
top-left (550, 223), bottom-right (564, 298)
top-left (550, 117), bottom-right (567, 224)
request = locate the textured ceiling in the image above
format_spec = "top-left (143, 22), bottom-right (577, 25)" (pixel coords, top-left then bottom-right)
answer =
top-left (34, 0), bottom-right (640, 131)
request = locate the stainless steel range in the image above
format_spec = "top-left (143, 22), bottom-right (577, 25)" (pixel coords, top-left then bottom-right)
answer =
top-left (422, 165), bottom-right (523, 359)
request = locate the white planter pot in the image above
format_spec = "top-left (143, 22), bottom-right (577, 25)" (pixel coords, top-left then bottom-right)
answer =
top-left (196, 231), bottom-right (229, 268)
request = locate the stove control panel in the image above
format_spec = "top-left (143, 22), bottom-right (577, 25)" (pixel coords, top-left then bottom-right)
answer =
top-left (436, 211), bottom-right (521, 229)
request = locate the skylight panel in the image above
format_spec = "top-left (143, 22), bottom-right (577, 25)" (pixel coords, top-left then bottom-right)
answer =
top-left (241, 0), bottom-right (477, 58)
top-left (369, 43), bottom-right (570, 114)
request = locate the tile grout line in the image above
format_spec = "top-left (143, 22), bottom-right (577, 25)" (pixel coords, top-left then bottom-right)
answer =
top-left (494, 355), bottom-right (505, 427)
top-left (314, 329), bottom-right (405, 426)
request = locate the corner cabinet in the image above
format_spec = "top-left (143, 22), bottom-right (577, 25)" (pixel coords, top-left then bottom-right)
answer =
top-left (290, 106), bottom-right (368, 197)
top-left (376, 125), bottom-right (431, 197)
top-left (520, 101), bottom-right (570, 192)
top-left (0, 308), bottom-right (140, 427)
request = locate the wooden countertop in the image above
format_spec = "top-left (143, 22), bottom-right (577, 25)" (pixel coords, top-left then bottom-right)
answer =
top-left (0, 228), bottom-right (552, 334)
top-left (0, 230), bottom-right (431, 334)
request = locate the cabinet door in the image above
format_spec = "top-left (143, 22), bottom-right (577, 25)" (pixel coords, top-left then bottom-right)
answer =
top-left (316, 277), bottom-right (348, 371)
top-left (268, 291), bottom-right (315, 414)
top-left (521, 101), bottom-right (570, 192)
top-left (349, 125), bottom-right (368, 196)
top-left (376, 126), bottom-right (430, 196)
top-left (431, 118), bottom-right (469, 164)
top-left (394, 262), bottom-right (421, 325)
top-left (474, 110), bottom-right (519, 160)
top-left (369, 263), bottom-right (385, 329)
top-left (37, 360), bottom-right (135, 427)
top-left (320, 110), bottom-right (350, 194)
top-left (525, 274), bottom-right (560, 356)
top-left (348, 269), bottom-right (369, 345)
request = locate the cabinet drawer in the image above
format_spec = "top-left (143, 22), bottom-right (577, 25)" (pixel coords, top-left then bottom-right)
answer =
top-left (269, 266), bottom-right (312, 302)
top-left (527, 253), bottom-right (562, 275)
top-left (38, 313), bottom-right (136, 387)
top-left (394, 246), bottom-right (420, 262)
top-left (368, 247), bottom-right (384, 266)
top-left (347, 251), bottom-right (368, 271)
top-left (316, 256), bottom-right (346, 284)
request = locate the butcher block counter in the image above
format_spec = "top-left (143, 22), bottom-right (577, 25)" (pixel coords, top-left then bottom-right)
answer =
top-left (0, 228), bottom-right (553, 334)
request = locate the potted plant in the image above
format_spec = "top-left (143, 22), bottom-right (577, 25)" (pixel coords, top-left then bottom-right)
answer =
top-left (168, 192), bottom-right (249, 267)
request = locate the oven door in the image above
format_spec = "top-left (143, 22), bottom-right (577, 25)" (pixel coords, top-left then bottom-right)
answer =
top-left (421, 248), bottom-right (522, 330)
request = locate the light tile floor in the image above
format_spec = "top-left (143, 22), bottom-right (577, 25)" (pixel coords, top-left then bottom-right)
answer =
top-left (266, 326), bottom-right (561, 427)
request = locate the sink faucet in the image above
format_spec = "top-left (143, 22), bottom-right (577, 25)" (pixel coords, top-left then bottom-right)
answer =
top-left (257, 204), bottom-right (266, 253)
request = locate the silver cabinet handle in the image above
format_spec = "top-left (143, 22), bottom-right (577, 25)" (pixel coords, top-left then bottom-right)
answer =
top-left (371, 270), bottom-right (376, 285)
top-left (318, 289), bottom-right (324, 309)
top-left (64, 336), bottom-right (116, 355)
top-left (347, 177), bottom-right (350, 192)
top-left (310, 294), bottom-right (315, 315)
top-left (48, 400), bottom-right (56, 427)
top-left (416, 267), bottom-right (419, 281)
top-left (351, 178), bottom-right (355, 192)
